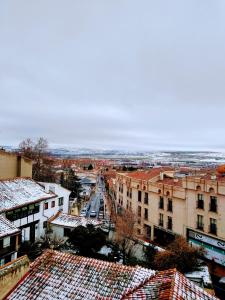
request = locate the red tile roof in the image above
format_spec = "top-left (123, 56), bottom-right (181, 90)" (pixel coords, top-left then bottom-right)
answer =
top-left (158, 178), bottom-right (183, 187)
top-left (5, 250), bottom-right (218, 300)
top-left (124, 168), bottom-right (173, 181)
top-left (123, 269), bottom-right (217, 300)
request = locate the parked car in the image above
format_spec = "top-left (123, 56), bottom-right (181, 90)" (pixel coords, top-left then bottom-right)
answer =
top-left (98, 212), bottom-right (104, 219)
top-left (90, 210), bottom-right (97, 218)
top-left (80, 212), bottom-right (86, 217)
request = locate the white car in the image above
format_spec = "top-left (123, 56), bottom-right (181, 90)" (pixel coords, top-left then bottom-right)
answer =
top-left (90, 210), bottom-right (97, 218)
top-left (80, 212), bottom-right (86, 217)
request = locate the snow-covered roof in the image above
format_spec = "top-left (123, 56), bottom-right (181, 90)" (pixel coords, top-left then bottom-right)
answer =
top-left (50, 213), bottom-right (101, 228)
top-left (0, 178), bottom-right (56, 212)
top-left (5, 250), bottom-right (218, 300)
top-left (185, 266), bottom-right (213, 288)
top-left (0, 215), bottom-right (20, 238)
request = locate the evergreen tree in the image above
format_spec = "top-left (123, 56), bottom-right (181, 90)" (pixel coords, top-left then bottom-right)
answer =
top-left (87, 164), bottom-right (93, 170)
top-left (62, 168), bottom-right (82, 198)
top-left (68, 224), bottom-right (106, 256)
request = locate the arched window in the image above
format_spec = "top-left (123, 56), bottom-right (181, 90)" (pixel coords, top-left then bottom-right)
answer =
top-left (196, 185), bottom-right (201, 191)
top-left (209, 187), bottom-right (215, 193)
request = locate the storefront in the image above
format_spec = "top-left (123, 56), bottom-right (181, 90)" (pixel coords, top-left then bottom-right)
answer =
top-left (187, 229), bottom-right (225, 267)
top-left (153, 226), bottom-right (175, 246)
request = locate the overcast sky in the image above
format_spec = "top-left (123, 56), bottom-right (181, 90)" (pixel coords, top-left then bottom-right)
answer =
top-left (0, 1), bottom-right (225, 151)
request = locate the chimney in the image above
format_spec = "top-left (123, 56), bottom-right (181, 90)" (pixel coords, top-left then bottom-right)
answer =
top-left (160, 172), bottom-right (164, 181)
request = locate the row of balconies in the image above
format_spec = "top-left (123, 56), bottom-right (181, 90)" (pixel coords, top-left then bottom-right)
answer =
top-left (196, 200), bottom-right (217, 213)
top-left (196, 223), bottom-right (217, 235)
top-left (158, 219), bottom-right (173, 230)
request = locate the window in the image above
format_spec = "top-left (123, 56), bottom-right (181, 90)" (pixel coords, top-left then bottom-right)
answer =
top-left (28, 204), bottom-right (35, 215)
top-left (167, 216), bottom-right (172, 230)
top-left (129, 189), bottom-right (132, 199)
top-left (137, 229), bottom-right (141, 235)
top-left (209, 196), bottom-right (217, 213)
top-left (3, 237), bottom-right (10, 248)
top-left (51, 201), bottom-right (55, 208)
top-left (144, 193), bottom-right (148, 205)
top-left (144, 208), bottom-right (148, 220)
top-left (64, 228), bottom-right (71, 237)
top-left (0, 258), bottom-right (5, 267)
top-left (5, 211), bottom-right (14, 221)
top-left (138, 206), bottom-right (141, 217)
top-left (198, 194), bottom-right (203, 201)
top-left (44, 202), bottom-right (48, 210)
top-left (138, 191), bottom-right (142, 202)
top-left (167, 199), bottom-right (173, 212)
top-left (159, 213), bottom-right (163, 227)
top-left (159, 197), bottom-right (164, 209)
top-left (34, 203), bottom-right (40, 214)
top-left (43, 221), bottom-right (47, 229)
top-left (197, 194), bottom-right (204, 209)
top-left (11, 253), bottom-right (17, 261)
top-left (58, 197), bottom-right (64, 206)
top-left (197, 215), bottom-right (204, 230)
top-left (21, 206), bottom-right (28, 218)
top-left (209, 218), bottom-right (217, 235)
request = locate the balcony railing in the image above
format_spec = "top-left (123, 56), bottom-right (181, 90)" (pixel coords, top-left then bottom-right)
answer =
top-left (158, 220), bottom-right (164, 227)
top-left (209, 224), bottom-right (217, 235)
top-left (196, 222), bottom-right (204, 231)
top-left (209, 203), bottom-right (217, 213)
top-left (159, 202), bottom-right (164, 209)
top-left (167, 222), bottom-right (173, 230)
top-left (167, 204), bottom-right (173, 212)
top-left (196, 200), bottom-right (204, 209)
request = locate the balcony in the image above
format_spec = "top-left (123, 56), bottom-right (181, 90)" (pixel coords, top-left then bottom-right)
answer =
top-left (158, 220), bottom-right (163, 227)
top-left (209, 224), bottom-right (217, 235)
top-left (144, 198), bottom-right (148, 205)
top-left (167, 222), bottom-right (173, 230)
top-left (167, 204), bottom-right (173, 213)
top-left (196, 200), bottom-right (204, 210)
top-left (196, 222), bottom-right (204, 231)
top-left (209, 203), bottom-right (217, 213)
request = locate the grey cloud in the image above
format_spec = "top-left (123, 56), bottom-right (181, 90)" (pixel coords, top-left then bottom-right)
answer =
top-left (0, 0), bottom-right (225, 150)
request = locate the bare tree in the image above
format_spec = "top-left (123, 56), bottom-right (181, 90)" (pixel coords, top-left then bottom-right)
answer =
top-left (113, 209), bottom-right (137, 264)
top-left (18, 137), bottom-right (55, 182)
top-left (153, 236), bottom-right (205, 273)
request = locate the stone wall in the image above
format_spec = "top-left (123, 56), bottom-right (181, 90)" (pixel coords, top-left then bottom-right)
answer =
top-left (0, 255), bottom-right (29, 300)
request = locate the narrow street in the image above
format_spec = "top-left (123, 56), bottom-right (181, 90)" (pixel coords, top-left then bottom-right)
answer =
top-left (85, 175), bottom-right (105, 219)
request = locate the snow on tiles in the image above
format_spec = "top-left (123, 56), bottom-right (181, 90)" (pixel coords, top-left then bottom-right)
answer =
top-left (0, 178), bottom-right (55, 212)
top-left (5, 250), bottom-right (219, 300)
top-left (5, 250), bottom-right (155, 300)
top-left (50, 213), bottom-right (102, 228)
top-left (0, 215), bottom-right (20, 238)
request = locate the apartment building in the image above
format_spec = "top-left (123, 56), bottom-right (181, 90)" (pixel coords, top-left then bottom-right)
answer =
top-left (115, 167), bottom-right (225, 267)
top-left (0, 150), bottom-right (32, 180)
